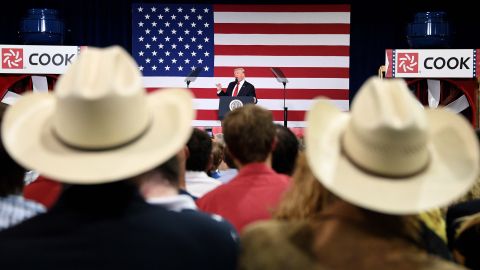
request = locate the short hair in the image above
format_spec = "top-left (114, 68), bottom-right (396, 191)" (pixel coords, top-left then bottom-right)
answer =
top-left (186, 128), bottom-right (212, 171)
top-left (0, 103), bottom-right (26, 196)
top-left (222, 104), bottom-right (275, 164)
top-left (272, 124), bottom-right (300, 176)
top-left (153, 155), bottom-right (180, 187)
top-left (234, 68), bottom-right (245, 74)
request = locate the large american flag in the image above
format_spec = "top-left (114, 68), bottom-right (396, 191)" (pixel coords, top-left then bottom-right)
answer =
top-left (132, 4), bottom-right (350, 127)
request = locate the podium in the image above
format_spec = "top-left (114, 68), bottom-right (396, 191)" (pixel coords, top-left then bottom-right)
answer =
top-left (218, 96), bottom-right (255, 120)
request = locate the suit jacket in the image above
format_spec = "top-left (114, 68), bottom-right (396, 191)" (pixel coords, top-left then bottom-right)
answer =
top-left (0, 181), bottom-right (238, 270)
top-left (217, 80), bottom-right (257, 102)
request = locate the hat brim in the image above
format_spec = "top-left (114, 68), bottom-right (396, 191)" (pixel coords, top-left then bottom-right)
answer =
top-left (306, 99), bottom-right (479, 215)
top-left (2, 89), bottom-right (194, 184)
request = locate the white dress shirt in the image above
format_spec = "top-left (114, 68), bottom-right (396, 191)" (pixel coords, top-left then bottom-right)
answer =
top-left (185, 171), bottom-right (222, 197)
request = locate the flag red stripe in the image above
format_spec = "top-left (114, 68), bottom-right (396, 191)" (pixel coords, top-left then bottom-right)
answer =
top-left (214, 23), bottom-right (349, 34)
top-left (214, 45), bottom-right (349, 56)
top-left (214, 67), bottom-right (349, 78)
top-left (256, 89), bottom-right (348, 99)
top-left (147, 88), bottom-right (348, 100)
top-left (214, 5), bottom-right (350, 12)
top-left (196, 109), bottom-right (306, 121)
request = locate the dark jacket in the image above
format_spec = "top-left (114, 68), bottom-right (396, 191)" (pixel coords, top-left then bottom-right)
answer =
top-left (218, 81), bottom-right (256, 102)
top-left (0, 181), bottom-right (238, 269)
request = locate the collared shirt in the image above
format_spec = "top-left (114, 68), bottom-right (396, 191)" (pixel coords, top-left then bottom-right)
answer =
top-left (185, 171), bottom-right (222, 198)
top-left (0, 195), bottom-right (45, 231)
top-left (232, 79), bottom-right (245, 96)
top-left (216, 79), bottom-right (246, 95)
top-left (217, 169), bottom-right (238, 184)
top-left (197, 162), bottom-right (290, 232)
top-left (147, 194), bottom-right (197, 212)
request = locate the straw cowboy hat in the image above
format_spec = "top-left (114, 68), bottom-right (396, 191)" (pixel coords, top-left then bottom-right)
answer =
top-left (1, 46), bottom-right (195, 184)
top-left (306, 77), bottom-right (479, 214)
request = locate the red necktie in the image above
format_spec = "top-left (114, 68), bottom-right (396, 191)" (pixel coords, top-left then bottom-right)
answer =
top-left (232, 82), bottom-right (240, 97)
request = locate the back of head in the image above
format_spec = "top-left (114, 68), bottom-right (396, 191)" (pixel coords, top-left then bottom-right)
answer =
top-left (186, 128), bottom-right (213, 172)
top-left (272, 124), bottom-right (299, 176)
top-left (0, 103), bottom-right (26, 196)
top-left (153, 155), bottom-right (180, 188)
top-left (222, 104), bottom-right (275, 164)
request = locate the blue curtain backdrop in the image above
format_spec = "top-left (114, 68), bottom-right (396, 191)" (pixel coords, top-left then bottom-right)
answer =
top-left (0, 0), bottom-right (477, 100)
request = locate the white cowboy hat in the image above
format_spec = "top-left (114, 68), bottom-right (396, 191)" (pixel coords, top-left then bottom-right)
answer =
top-left (306, 77), bottom-right (479, 215)
top-left (1, 46), bottom-right (195, 184)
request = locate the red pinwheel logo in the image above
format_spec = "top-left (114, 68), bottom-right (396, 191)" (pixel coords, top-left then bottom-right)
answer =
top-left (397, 53), bottom-right (419, 73)
top-left (2, 48), bottom-right (23, 69)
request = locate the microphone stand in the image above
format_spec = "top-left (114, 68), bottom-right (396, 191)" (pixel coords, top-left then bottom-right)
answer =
top-left (270, 67), bottom-right (289, 127)
top-left (282, 81), bottom-right (287, 127)
top-left (184, 68), bottom-right (201, 89)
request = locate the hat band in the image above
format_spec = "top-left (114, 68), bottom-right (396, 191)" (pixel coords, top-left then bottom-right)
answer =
top-left (341, 134), bottom-right (430, 179)
top-left (52, 116), bottom-right (153, 152)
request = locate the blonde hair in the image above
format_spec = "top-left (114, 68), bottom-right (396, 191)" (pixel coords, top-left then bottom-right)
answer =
top-left (234, 67), bottom-right (245, 74)
top-left (273, 152), bottom-right (423, 245)
top-left (455, 212), bottom-right (480, 238)
top-left (273, 153), bottom-right (334, 220)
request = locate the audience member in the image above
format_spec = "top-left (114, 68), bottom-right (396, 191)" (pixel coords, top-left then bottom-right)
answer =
top-left (239, 77), bottom-right (477, 270)
top-left (185, 128), bottom-right (221, 197)
top-left (23, 176), bottom-right (62, 209)
top-left (197, 104), bottom-right (290, 232)
top-left (0, 46), bottom-right (238, 269)
top-left (217, 147), bottom-right (238, 183)
top-left (272, 124), bottom-right (300, 176)
top-left (448, 210), bottom-right (480, 269)
top-left (209, 141), bottom-right (224, 179)
top-left (0, 103), bottom-right (45, 230)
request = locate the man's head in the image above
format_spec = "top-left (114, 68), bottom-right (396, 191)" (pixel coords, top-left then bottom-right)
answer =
top-left (146, 154), bottom-right (180, 188)
top-left (186, 128), bottom-right (213, 172)
top-left (222, 104), bottom-right (275, 165)
top-left (234, 68), bottom-right (245, 81)
top-left (272, 124), bottom-right (300, 176)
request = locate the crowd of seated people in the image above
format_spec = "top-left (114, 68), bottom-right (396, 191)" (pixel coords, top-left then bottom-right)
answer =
top-left (0, 46), bottom-right (479, 270)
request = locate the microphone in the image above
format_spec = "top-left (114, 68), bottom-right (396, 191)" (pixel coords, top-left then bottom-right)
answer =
top-left (234, 78), bottom-right (238, 83)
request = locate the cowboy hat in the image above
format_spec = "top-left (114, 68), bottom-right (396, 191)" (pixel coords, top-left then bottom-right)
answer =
top-left (306, 77), bottom-right (479, 214)
top-left (1, 46), bottom-right (195, 184)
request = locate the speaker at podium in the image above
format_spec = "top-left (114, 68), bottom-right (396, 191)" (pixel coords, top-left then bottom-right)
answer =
top-left (218, 96), bottom-right (256, 120)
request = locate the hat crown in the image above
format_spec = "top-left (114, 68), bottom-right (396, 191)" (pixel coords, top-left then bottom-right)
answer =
top-left (343, 78), bottom-right (429, 177)
top-left (53, 46), bottom-right (149, 149)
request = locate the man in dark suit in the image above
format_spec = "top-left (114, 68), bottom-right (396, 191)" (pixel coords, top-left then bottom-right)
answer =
top-left (216, 68), bottom-right (257, 103)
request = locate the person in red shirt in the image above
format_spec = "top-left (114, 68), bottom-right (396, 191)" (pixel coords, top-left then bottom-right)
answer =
top-left (197, 104), bottom-right (290, 232)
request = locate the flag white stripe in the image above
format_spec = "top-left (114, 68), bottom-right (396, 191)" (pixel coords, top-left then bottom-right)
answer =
top-left (193, 120), bottom-right (222, 127)
top-left (143, 77), bottom-right (349, 89)
top-left (214, 34), bottom-right (349, 46)
top-left (215, 55), bottom-right (349, 67)
top-left (193, 120), bottom-right (309, 128)
top-left (193, 98), bottom-right (349, 111)
top-left (213, 12), bottom-right (350, 24)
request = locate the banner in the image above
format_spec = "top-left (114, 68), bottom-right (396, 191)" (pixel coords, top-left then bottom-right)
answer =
top-left (0, 45), bottom-right (81, 74)
top-left (385, 49), bottom-right (479, 78)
